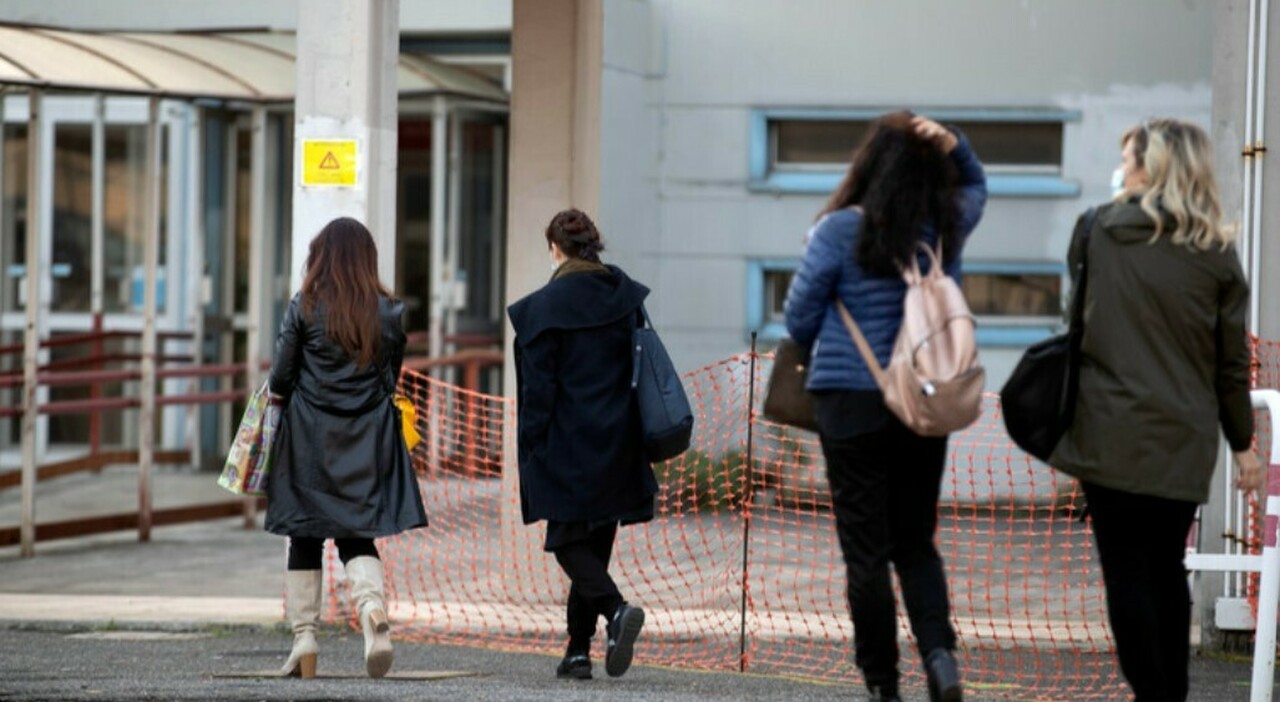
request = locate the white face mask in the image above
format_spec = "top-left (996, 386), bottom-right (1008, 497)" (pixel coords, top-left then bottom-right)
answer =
top-left (550, 254), bottom-right (560, 272)
top-left (1110, 167), bottom-right (1126, 198)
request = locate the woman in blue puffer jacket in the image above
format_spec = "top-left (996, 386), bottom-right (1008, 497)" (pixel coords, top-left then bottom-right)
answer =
top-left (784, 111), bottom-right (986, 702)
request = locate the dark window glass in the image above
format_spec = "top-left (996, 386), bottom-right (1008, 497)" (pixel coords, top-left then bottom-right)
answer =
top-left (963, 272), bottom-right (1062, 317)
top-left (763, 269), bottom-right (794, 322)
top-left (772, 118), bottom-right (1063, 172)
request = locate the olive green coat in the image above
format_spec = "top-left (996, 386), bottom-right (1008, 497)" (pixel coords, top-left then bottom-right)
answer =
top-left (1050, 201), bottom-right (1253, 504)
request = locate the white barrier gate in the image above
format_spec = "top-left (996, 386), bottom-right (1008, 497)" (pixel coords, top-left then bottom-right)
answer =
top-left (1185, 389), bottom-right (1280, 702)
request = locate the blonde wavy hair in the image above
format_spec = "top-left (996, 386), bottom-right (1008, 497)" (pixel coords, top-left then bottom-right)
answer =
top-left (1118, 118), bottom-right (1235, 251)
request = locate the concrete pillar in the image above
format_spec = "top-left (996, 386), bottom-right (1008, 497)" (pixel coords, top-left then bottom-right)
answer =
top-left (502, 0), bottom-right (604, 595)
top-left (291, 0), bottom-right (399, 294)
top-left (19, 90), bottom-right (43, 558)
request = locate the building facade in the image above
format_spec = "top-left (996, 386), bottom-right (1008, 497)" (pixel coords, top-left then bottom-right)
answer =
top-left (0, 0), bottom-right (1218, 387)
top-left (591, 0), bottom-right (1214, 386)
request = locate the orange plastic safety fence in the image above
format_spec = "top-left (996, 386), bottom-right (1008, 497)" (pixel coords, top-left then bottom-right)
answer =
top-left (317, 356), bottom-right (1134, 699)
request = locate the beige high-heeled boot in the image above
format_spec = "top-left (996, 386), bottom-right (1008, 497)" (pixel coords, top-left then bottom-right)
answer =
top-left (345, 556), bottom-right (393, 678)
top-left (281, 570), bottom-right (322, 678)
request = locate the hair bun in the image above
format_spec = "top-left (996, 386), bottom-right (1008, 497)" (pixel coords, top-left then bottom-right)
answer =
top-left (561, 213), bottom-right (588, 233)
top-left (544, 208), bottom-right (605, 261)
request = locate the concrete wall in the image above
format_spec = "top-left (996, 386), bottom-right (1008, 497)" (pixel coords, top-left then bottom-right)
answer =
top-left (501, 0), bottom-right (603, 595)
top-left (0, 0), bottom-right (512, 33)
top-left (596, 0), bottom-right (1215, 385)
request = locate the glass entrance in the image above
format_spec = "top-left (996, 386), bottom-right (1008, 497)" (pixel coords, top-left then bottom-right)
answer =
top-left (0, 95), bottom-right (191, 454)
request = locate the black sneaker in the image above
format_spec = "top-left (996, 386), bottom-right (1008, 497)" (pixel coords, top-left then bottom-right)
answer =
top-left (556, 652), bottom-right (592, 680)
top-left (604, 603), bottom-right (645, 678)
top-left (866, 683), bottom-right (903, 702)
top-left (924, 649), bottom-right (963, 702)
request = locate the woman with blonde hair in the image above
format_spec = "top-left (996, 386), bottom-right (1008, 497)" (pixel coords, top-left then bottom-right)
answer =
top-left (266, 217), bottom-right (428, 679)
top-left (1053, 119), bottom-right (1262, 701)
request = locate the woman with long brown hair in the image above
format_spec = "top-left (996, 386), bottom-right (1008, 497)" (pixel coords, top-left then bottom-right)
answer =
top-left (265, 217), bottom-right (428, 679)
top-left (785, 112), bottom-right (987, 702)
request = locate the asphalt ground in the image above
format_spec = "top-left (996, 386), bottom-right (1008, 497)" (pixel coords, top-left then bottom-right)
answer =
top-left (0, 624), bottom-right (1270, 702)
top-left (1, 467), bottom-right (1277, 701)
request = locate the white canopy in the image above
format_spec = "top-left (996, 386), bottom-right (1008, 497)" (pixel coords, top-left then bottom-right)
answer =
top-left (0, 24), bottom-right (507, 103)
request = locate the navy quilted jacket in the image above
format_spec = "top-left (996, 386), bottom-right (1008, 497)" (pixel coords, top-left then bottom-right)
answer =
top-left (784, 134), bottom-right (987, 392)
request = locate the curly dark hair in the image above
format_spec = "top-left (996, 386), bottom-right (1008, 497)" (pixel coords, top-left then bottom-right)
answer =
top-left (817, 111), bottom-right (960, 277)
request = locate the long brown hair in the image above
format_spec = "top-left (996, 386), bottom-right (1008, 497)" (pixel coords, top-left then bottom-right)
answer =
top-left (299, 217), bottom-right (391, 368)
top-left (817, 111), bottom-right (960, 277)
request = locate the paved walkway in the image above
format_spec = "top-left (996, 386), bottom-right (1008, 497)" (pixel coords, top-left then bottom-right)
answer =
top-left (0, 465), bottom-right (1274, 701)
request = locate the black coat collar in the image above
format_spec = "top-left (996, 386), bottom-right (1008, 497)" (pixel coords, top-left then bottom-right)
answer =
top-left (508, 264), bottom-right (649, 347)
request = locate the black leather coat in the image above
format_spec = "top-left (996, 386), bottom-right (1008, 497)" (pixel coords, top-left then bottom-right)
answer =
top-left (264, 294), bottom-right (428, 538)
top-left (507, 265), bottom-right (658, 525)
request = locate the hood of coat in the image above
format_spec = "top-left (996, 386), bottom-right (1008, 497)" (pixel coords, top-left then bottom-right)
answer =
top-left (1100, 199), bottom-right (1178, 246)
top-left (507, 264), bottom-right (650, 347)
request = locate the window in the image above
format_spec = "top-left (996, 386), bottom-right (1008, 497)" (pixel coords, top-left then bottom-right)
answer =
top-left (963, 271), bottom-right (1062, 318)
top-left (762, 269), bottom-right (794, 324)
top-left (747, 260), bottom-right (799, 342)
top-left (748, 259), bottom-right (1066, 347)
top-left (749, 109), bottom-right (1081, 197)
top-left (772, 119), bottom-right (1062, 174)
top-left (962, 262), bottom-right (1066, 346)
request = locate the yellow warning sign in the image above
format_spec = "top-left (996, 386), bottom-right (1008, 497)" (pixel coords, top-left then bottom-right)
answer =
top-left (301, 139), bottom-right (357, 186)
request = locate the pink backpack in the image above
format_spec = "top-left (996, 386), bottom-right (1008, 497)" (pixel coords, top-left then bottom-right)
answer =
top-left (836, 242), bottom-right (985, 436)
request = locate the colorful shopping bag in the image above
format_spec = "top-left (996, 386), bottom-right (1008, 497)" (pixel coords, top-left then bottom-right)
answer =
top-left (217, 381), bottom-right (281, 496)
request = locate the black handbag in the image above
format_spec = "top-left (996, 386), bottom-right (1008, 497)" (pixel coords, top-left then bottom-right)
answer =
top-left (762, 337), bottom-right (817, 431)
top-left (632, 306), bottom-right (694, 462)
top-left (999, 208), bottom-right (1097, 461)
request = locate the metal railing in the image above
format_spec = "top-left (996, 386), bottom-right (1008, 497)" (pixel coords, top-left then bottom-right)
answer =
top-left (1184, 389), bottom-right (1280, 702)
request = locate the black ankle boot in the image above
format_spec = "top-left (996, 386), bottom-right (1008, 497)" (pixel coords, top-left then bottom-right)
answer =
top-left (555, 651), bottom-right (592, 680)
top-left (924, 648), bottom-right (962, 702)
top-left (866, 683), bottom-right (902, 702)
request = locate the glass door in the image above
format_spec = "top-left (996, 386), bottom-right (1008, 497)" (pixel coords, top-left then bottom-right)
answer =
top-left (0, 94), bottom-right (192, 453)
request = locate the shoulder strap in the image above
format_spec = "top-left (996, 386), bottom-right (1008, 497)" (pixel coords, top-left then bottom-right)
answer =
top-left (834, 299), bottom-right (890, 390)
top-left (1069, 207), bottom-right (1099, 333)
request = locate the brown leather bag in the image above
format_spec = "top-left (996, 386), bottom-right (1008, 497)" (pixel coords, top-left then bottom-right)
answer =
top-left (836, 242), bottom-right (985, 437)
top-left (762, 337), bottom-right (818, 431)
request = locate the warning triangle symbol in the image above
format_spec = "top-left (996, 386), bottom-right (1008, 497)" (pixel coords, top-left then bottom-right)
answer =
top-left (318, 152), bottom-right (341, 170)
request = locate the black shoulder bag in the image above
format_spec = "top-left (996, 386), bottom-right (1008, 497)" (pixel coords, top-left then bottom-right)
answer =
top-left (999, 207), bottom-right (1097, 462)
top-left (632, 306), bottom-right (694, 462)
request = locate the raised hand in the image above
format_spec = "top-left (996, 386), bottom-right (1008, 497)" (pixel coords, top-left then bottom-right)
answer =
top-left (912, 116), bottom-right (958, 154)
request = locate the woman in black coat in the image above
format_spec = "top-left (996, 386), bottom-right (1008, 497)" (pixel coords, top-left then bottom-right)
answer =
top-left (508, 208), bottom-right (657, 681)
top-left (265, 217), bottom-right (428, 679)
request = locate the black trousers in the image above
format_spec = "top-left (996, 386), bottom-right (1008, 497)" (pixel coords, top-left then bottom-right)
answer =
top-left (287, 537), bottom-right (379, 571)
top-left (1083, 481), bottom-right (1198, 702)
top-left (551, 522), bottom-right (623, 653)
top-left (819, 421), bottom-right (956, 689)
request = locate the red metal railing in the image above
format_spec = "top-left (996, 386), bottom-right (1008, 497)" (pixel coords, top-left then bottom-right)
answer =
top-left (0, 320), bottom-right (268, 550)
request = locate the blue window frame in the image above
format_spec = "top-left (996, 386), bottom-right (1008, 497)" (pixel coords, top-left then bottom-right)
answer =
top-left (747, 258), bottom-right (1068, 347)
top-left (748, 108), bottom-right (1082, 198)
top-left (746, 259), bottom-right (800, 342)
